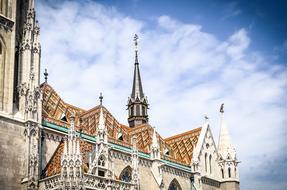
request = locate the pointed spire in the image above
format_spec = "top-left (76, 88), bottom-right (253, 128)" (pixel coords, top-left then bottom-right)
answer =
top-left (69, 114), bottom-right (76, 138)
top-left (98, 107), bottom-right (105, 131)
top-left (131, 34), bottom-right (144, 99)
top-left (151, 127), bottom-right (159, 150)
top-left (218, 104), bottom-right (236, 159)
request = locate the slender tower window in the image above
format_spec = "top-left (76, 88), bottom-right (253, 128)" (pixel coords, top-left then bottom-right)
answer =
top-left (228, 167), bottom-right (231, 178)
top-left (204, 153), bottom-right (207, 173)
top-left (221, 169), bottom-right (224, 179)
top-left (209, 155), bottom-right (212, 174)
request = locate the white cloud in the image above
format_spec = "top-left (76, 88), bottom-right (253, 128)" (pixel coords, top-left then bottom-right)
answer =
top-left (37, 1), bottom-right (287, 189)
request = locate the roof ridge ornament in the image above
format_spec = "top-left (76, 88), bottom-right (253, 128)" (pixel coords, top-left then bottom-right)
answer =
top-left (99, 92), bottom-right (103, 105)
top-left (44, 68), bottom-right (48, 83)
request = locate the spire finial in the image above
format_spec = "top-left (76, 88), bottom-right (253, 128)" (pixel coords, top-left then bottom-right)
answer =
top-left (99, 92), bottom-right (103, 105)
top-left (44, 69), bottom-right (48, 83)
top-left (220, 103), bottom-right (224, 113)
top-left (134, 34), bottom-right (139, 64)
top-left (204, 114), bottom-right (209, 122)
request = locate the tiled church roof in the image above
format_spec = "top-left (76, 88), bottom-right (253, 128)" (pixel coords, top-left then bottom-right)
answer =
top-left (41, 83), bottom-right (201, 176)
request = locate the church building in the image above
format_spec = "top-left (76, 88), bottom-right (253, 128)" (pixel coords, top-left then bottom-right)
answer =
top-left (0, 1), bottom-right (240, 190)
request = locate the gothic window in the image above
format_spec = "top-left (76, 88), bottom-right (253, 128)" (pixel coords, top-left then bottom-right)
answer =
top-left (120, 166), bottom-right (132, 182)
top-left (131, 107), bottom-right (134, 116)
top-left (204, 153), bottom-right (207, 173)
top-left (136, 105), bottom-right (140, 115)
top-left (209, 155), bottom-right (212, 174)
top-left (0, 42), bottom-right (2, 54)
top-left (221, 169), bottom-right (224, 179)
top-left (98, 155), bottom-right (105, 167)
top-left (235, 168), bottom-right (237, 177)
top-left (228, 167), bottom-right (231, 178)
top-left (142, 105), bottom-right (145, 115)
top-left (168, 179), bottom-right (182, 190)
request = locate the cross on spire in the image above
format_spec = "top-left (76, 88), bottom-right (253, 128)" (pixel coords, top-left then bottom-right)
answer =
top-left (44, 68), bottom-right (48, 83)
top-left (99, 92), bottom-right (103, 105)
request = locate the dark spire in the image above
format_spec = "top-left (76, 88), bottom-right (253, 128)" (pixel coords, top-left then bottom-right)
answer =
top-left (131, 34), bottom-right (144, 99)
top-left (44, 68), bottom-right (48, 83)
top-left (127, 34), bottom-right (149, 128)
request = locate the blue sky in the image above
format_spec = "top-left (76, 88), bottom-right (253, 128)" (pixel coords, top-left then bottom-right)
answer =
top-left (37, 0), bottom-right (287, 189)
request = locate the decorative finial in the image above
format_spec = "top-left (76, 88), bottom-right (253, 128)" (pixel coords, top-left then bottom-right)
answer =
top-left (220, 103), bottom-right (224, 113)
top-left (204, 115), bottom-right (209, 121)
top-left (134, 34), bottom-right (139, 64)
top-left (99, 92), bottom-right (103, 105)
top-left (44, 69), bottom-right (48, 83)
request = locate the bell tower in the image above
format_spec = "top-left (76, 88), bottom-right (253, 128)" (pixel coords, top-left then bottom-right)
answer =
top-left (127, 34), bottom-right (149, 128)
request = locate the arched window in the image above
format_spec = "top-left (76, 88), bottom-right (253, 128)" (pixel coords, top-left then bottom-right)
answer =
top-left (142, 105), bottom-right (145, 115)
top-left (120, 166), bottom-right (132, 182)
top-left (168, 179), bottom-right (182, 190)
top-left (235, 168), bottom-right (237, 177)
top-left (130, 107), bottom-right (134, 116)
top-left (98, 155), bottom-right (105, 167)
top-left (228, 167), bottom-right (231, 178)
top-left (209, 155), bottom-right (212, 174)
top-left (221, 169), bottom-right (224, 179)
top-left (204, 153), bottom-right (207, 173)
top-left (136, 105), bottom-right (140, 115)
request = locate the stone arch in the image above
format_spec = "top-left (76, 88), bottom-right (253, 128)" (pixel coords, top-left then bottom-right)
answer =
top-left (168, 178), bottom-right (182, 190)
top-left (119, 166), bottom-right (132, 182)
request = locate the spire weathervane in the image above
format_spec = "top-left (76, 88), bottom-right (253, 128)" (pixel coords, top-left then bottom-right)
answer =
top-left (134, 34), bottom-right (139, 64)
top-left (44, 69), bottom-right (48, 83)
top-left (99, 92), bottom-right (103, 105)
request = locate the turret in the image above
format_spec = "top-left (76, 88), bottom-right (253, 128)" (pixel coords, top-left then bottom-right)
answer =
top-left (127, 34), bottom-right (149, 128)
top-left (61, 115), bottom-right (83, 189)
top-left (150, 127), bottom-right (160, 160)
top-left (217, 104), bottom-right (240, 189)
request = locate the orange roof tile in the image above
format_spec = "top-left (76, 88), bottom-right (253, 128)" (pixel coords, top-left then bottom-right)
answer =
top-left (41, 83), bottom-right (202, 169)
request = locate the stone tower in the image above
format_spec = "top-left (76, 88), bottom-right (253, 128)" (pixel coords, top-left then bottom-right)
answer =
top-left (127, 34), bottom-right (149, 128)
top-left (0, 0), bottom-right (42, 189)
top-left (218, 104), bottom-right (240, 190)
top-left (0, 0), bottom-right (41, 117)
